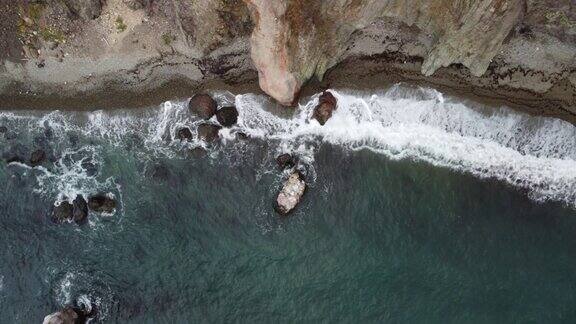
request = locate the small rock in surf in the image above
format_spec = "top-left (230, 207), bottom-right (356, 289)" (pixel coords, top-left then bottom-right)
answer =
top-left (88, 193), bottom-right (117, 214)
top-left (51, 201), bottom-right (74, 223)
top-left (72, 195), bottom-right (89, 225)
top-left (29, 149), bottom-right (46, 166)
top-left (276, 153), bottom-right (297, 170)
top-left (197, 123), bottom-right (222, 142)
top-left (275, 171), bottom-right (306, 215)
top-left (176, 127), bottom-right (193, 141)
top-left (215, 106), bottom-right (239, 127)
top-left (188, 94), bottom-right (217, 120)
top-left (312, 91), bottom-right (337, 125)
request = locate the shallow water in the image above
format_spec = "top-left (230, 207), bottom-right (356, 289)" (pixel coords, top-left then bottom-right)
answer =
top-left (1, 84), bottom-right (576, 322)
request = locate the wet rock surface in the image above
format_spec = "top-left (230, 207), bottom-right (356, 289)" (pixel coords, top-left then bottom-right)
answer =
top-left (176, 127), bottom-right (193, 141)
top-left (51, 201), bottom-right (74, 223)
top-left (29, 149), bottom-right (46, 166)
top-left (216, 106), bottom-right (239, 127)
top-left (275, 171), bottom-right (306, 215)
top-left (189, 94), bottom-right (218, 120)
top-left (197, 123), bottom-right (222, 142)
top-left (312, 91), bottom-right (337, 125)
top-left (276, 153), bottom-right (296, 170)
top-left (88, 193), bottom-right (117, 214)
top-left (73, 195), bottom-right (89, 225)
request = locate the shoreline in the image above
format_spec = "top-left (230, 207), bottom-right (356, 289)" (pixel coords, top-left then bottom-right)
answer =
top-left (1, 54), bottom-right (575, 126)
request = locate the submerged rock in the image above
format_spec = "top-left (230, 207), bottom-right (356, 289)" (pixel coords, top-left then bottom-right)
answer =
top-left (197, 123), bottom-right (222, 142)
top-left (29, 149), bottom-right (46, 166)
top-left (276, 153), bottom-right (296, 170)
top-left (176, 127), bottom-right (193, 141)
top-left (88, 193), bottom-right (117, 214)
top-left (189, 94), bottom-right (217, 120)
top-left (312, 91), bottom-right (337, 125)
top-left (216, 106), bottom-right (239, 127)
top-left (72, 195), bottom-right (89, 225)
top-left (275, 171), bottom-right (306, 215)
top-left (52, 201), bottom-right (74, 223)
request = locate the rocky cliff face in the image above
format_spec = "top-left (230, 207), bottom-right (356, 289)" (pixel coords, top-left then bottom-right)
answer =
top-left (0, 0), bottom-right (574, 119)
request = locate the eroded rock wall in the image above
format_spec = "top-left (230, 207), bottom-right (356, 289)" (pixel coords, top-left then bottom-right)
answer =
top-left (245, 0), bottom-right (528, 105)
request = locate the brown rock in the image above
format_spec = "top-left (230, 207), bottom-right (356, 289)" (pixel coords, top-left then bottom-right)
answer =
top-left (276, 153), bottom-right (296, 170)
top-left (176, 127), bottom-right (193, 141)
top-left (197, 123), bottom-right (222, 142)
top-left (312, 91), bottom-right (337, 125)
top-left (275, 171), bottom-right (306, 215)
top-left (29, 149), bottom-right (46, 166)
top-left (215, 106), bottom-right (239, 127)
top-left (189, 94), bottom-right (217, 120)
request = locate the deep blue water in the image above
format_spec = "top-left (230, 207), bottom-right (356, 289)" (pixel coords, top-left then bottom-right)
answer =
top-left (1, 85), bottom-right (576, 323)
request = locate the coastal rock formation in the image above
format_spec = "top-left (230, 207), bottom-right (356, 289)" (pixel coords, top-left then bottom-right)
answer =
top-left (312, 91), bottom-right (337, 125)
top-left (88, 193), bottom-right (117, 214)
top-left (216, 106), bottom-right (239, 127)
top-left (245, 0), bottom-right (524, 105)
top-left (0, 0), bottom-right (574, 120)
top-left (29, 149), bottom-right (45, 166)
top-left (276, 153), bottom-right (296, 170)
top-left (176, 127), bottom-right (193, 141)
top-left (189, 94), bottom-right (218, 120)
top-left (73, 195), bottom-right (89, 224)
top-left (51, 201), bottom-right (74, 223)
top-left (275, 171), bottom-right (306, 215)
top-left (197, 123), bottom-right (222, 142)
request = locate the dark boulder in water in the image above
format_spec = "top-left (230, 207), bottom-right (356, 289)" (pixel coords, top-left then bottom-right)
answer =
top-left (189, 94), bottom-right (217, 120)
top-left (276, 153), bottom-right (296, 170)
top-left (312, 91), bottom-right (337, 125)
top-left (72, 195), bottom-right (89, 225)
top-left (197, 123), bottom-right (222, 142)
top-left (0, 126), bottom-right (7, 134)
top-left (29, 149), bottom-right (46, 166)
top-left (216, 106), bottom-right (239, 127)
top-left (52, 201), bottom-right (74, 223)
top-left (88, 193), bottom-right (117, 214)
top-left (275, 171), bottom-right (306, 215)
top-left (176, 127), bottom-right (193, 141)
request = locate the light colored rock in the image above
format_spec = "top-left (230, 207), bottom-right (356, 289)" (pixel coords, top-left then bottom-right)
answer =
top-left (42, 308), bottom-right (78, 324)
top-left (244, 0), bottom-right (524, 105)
top-left (275, 172), bottom-right (306, 215)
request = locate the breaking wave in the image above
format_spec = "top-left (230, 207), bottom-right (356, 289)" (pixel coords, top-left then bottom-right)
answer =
top-left (1, 83), bottom-right (575, 208)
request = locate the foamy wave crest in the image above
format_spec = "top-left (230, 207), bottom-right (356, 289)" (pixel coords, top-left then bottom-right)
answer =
top-left (1, 85), bottom-right (575, 208)
top-left (235, 85), bottom-right (576, 207)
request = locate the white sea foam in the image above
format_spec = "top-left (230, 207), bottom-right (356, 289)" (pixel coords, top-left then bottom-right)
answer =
top-left (234, 85), bottom-right (576, 207)
top-left (1, 84), bottom-right (575, 207)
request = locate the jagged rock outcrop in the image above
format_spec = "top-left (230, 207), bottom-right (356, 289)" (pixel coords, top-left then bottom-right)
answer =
top-left (244, 0), bottom-right (526, 105)
top-left (0, 0), bottom-right (574, 120)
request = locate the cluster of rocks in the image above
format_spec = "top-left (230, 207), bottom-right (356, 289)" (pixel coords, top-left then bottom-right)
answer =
top-left (51, 193), bottom-right (117, 225)
top-left (176, 93), bottom-right (240, 144)
top-left (274, 153), bottom-right (306, 216)
top-left (273, 91), bottom-right (338, 214)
